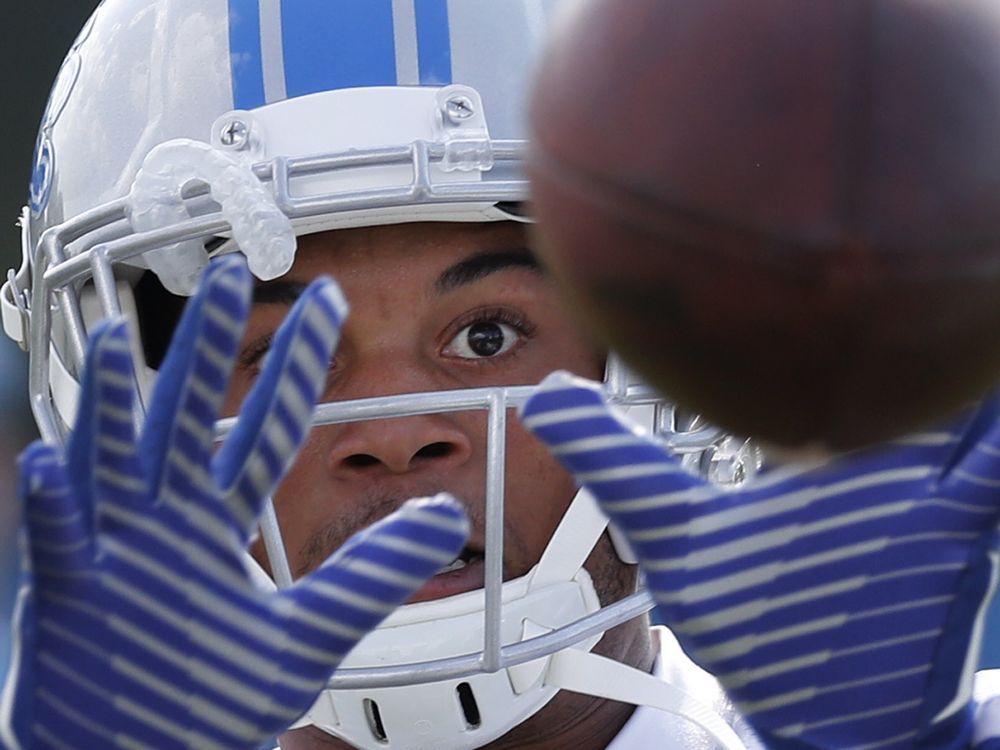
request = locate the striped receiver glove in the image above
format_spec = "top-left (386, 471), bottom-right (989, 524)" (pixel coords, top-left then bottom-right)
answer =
top-left (0, 256), bottom-right (468, 750)
top-left (521, 371), bottom-right (1000, 750)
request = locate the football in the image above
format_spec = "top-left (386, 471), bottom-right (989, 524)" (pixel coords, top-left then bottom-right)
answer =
top-left (527, 0), bottom-right (1000, 449)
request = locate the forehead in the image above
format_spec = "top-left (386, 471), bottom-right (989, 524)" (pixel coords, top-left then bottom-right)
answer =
top-left (287, 221), bottom-right (531, 283)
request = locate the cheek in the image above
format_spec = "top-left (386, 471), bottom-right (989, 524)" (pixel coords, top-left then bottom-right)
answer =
top-left (276, 434), bottom-right (327, 498)
top-left (261, 431), bottom-right (335, 571)
top-left (220, 378), bottom-right (249, 419)
top-left (532, 302), bottom-right (606, 383)
top-left (504, 422), bottom-right (579, 549)
top-left (275, 428), bottom-right (333, 494)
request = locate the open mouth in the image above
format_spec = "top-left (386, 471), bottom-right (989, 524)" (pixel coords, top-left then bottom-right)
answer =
top-left (408, 545), bottom-right (487, 603)
top-left (435, 546), bottom-right (485, 575)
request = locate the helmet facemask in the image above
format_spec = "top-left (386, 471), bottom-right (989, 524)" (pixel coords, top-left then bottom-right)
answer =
top-left (3, 4), bottom-right (760, 747)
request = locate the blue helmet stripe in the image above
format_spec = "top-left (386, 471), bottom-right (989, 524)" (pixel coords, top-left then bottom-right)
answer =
top-left (281, 0), bottom-right (398, 99)
top-left (228, 1), bottom-right (453, 110)
top-left (415, 0), bottom-right (452, 85)
top-left (228, 0), bottom-right (267, 110)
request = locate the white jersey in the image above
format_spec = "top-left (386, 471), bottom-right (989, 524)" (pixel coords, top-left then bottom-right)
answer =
top-left (607, 626), bottom-right (765, 750)
top-left (973, 668), bottom-right (1000, 747)
top-left (610, 627), bottom-right (1000, 750)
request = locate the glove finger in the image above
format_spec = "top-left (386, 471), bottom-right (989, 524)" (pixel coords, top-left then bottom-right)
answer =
top-left (213, 277), bottom-right (347, 541)
top-left (19, 442), bottom-right (94, 585)
top-left (140, 255), bottom-right (250, 511)
top-left (86, 321), bottom-right (150, 525)
top-left (274, 494), bottom-right (468, 680)
top-left (520, 371), bottom-right (707, 552)
top-left (66, 318), bottom-right (142, 531)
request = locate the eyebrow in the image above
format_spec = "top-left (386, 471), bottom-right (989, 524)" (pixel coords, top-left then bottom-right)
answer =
top-left (434, 247), bottom-right (542, 295)
top-left (252, 280), bottom-right (309, 305)
top-left (249, 246), bottom-right (543, 305)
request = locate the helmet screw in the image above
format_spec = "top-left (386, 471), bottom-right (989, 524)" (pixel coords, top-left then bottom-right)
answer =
top-left (444, 95), bottom-right (475, 123)
top-left (219, 118), bottom-right (250, 149)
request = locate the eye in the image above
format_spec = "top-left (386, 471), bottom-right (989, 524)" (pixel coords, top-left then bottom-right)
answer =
top-left (444, 320), bottom-right (521, 359)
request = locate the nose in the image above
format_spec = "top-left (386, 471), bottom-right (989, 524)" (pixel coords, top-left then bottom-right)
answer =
top-left (327, 414), bottom-right (474, 477)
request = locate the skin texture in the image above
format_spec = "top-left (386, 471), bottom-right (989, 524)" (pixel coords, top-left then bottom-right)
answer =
top-left (220, 221), bottom-right (655, 750)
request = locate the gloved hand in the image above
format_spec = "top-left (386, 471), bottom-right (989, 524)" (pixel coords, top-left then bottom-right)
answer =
top-left (522, 371), bottom-right (1000, 750)
top-left (1, 256), bottom-right (468, 750)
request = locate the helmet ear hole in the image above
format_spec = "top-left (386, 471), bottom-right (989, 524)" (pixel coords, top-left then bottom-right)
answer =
top-left (362, 698), bottom-right (389, 743)
top-left (134, 270), bottom-right (187, 370)
top-left (456, 682), bottom-right (482, 729)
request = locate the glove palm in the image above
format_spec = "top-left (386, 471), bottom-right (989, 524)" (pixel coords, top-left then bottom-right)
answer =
top-left (523, 371), bottom-right (1000, 750)
top-left (2, 257), bottom-right (468, 750)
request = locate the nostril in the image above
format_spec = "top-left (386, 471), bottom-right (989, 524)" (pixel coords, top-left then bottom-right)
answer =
top-left (331, 431), bottom-right (470, 476)
top-left (415, 442), bottom-right (454, 460)
top-left (344, 453), bottom-right (381, 468)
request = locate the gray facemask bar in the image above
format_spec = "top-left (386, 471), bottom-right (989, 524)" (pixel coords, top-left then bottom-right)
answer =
top-left (217, 383), bottom-right (664, 690)
top-left (24, 138), bottom-right (528, 444)
top-left (21, 137), bottom-right (758, 691)
top-left (222, 371), bottom-right (755, 692)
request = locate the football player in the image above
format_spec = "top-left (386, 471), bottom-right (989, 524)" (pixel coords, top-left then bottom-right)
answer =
top-left (2, 2), bottom-right (998, 749)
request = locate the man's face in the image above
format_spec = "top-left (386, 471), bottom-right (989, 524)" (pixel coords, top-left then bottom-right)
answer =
top-left (223, 221), bottom-right (607, 596)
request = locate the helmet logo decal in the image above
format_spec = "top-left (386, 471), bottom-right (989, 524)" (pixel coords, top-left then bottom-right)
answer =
top-left (30, 36), bottom-right (85, 217)
top-left (228, 0), bottom-right (453, 111)
top-left (43, 50), bottom-right (82, 133)
top-left (29, 132), bottom-right (54, 218)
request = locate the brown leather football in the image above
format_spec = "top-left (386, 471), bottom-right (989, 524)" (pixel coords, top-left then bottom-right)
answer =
top-left (527, 0), bottom-right (1000, 449)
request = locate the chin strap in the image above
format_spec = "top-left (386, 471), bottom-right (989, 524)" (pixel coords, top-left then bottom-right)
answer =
top-left (545, 648), bottom-right (747, 750)
top-left (528, 490), bottom-right (746, 749)
top-left (288, 467), bottom-right (738, 748)
top-left (529, 485), bottom-right (638, 592)
top-left (529, 487), bottom-right (611, 589)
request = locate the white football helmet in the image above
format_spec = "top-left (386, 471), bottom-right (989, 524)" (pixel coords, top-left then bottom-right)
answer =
top-left (2, 2), bottom-right (760, 748)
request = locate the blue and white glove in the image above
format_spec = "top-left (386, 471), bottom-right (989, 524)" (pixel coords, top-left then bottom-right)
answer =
top-left (522, 371), bottom-right (1000, 750)
top-left (1, 256), bottom-right (469, 750)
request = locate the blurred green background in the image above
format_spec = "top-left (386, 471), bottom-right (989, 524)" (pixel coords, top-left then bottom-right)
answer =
top-left (0, 0), bottom-right (104, 681)
top-left (0, 1), bottom-right (997, 700)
